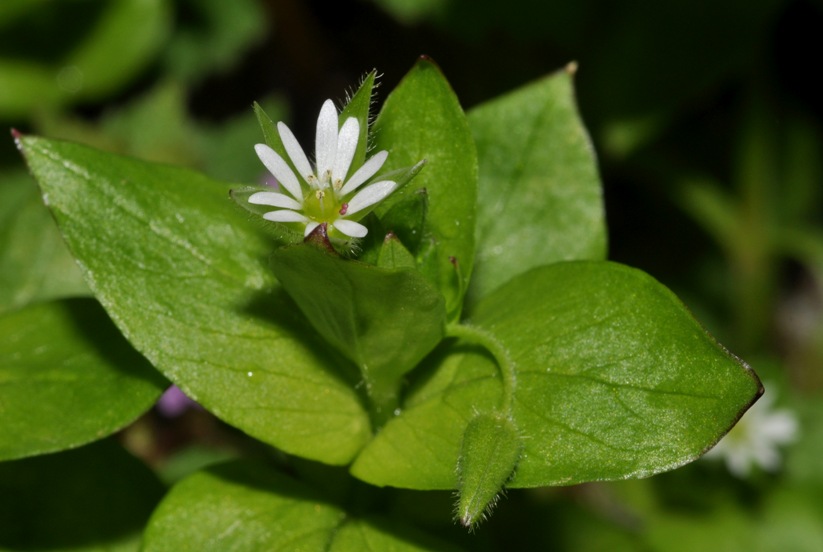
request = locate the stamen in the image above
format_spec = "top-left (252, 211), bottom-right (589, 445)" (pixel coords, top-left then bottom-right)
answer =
top-left (339, 203), bottom-right (349, 215)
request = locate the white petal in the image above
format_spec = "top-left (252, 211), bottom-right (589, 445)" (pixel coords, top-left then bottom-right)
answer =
top-left (248, 191), bottom-right (303, 210)
top-left (315, 99), bottom-right (338, 182)
top-left (340, 150), bottom-right (388, 196)
top-left (277, 122), bottom-right (313, 183)
top-left (333, 219), bottom-right (368, 238)
top-left (304, 221), bottom-right (320, 236)
top-left (262, 210), bottom-right (309, 223)
top-left (254, 144), bottom-right (303, 202)
top-left (346, 180), bottom-right (397, 215)
top-left (332, 117), bottom-right (359, 184)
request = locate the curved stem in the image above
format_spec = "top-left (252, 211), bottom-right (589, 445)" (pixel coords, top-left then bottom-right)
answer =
top-left (446, 323), bottom-right (516, 414)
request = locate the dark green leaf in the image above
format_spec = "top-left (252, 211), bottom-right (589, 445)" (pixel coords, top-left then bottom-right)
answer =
top-left (352, 262), bottom-right (761, 489)
top-left (0, 439), bottom-right (165, 551)
top-left (0, 171), bottom-right (88, 314)
top-left (270, 242), bottom-right (446, 420)
top-left (20, 136), bottom-right (371, 465)
top-left (142, 460), bottom-right (462, 552)
top-left (372, 57), bottom-right (477, 321)
top-left (0, 298), bottom-right (165, 461)
top-left (466, 67), bottom-right (606, 305)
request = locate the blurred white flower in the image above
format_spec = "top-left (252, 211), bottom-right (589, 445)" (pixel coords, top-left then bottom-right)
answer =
top-left (704, 387), bottom-right (798, 478)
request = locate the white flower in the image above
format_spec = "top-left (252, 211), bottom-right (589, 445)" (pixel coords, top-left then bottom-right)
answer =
top-left (704, 387), bottom-right (798, 478)
top-left (249, 99), bottom-right (397, 240)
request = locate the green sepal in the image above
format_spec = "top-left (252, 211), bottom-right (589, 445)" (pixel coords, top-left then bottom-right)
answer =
top-left (456, 413), bottom-right (523, 529)
top-left (339, 70), bottom-right (378, 170)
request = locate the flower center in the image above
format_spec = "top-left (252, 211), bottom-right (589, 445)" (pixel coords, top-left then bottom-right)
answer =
top-left (303, 189), bottom-right (344, 224)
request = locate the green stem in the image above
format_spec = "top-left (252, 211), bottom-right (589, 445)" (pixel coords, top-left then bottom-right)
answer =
top-left (446, 323), bottom-right (516, 414)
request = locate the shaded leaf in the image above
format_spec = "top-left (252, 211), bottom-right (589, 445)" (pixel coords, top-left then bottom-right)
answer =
top-left (0, 439), bottom-right (165, 551)
top-left (0, 298), bottom-right (165, 461)
top-left (0, 171), bottom-right (88, 314)
top-left (270, 242), bottom-right (446, 420)
top-left (143, 460), bottom-right (462, 552)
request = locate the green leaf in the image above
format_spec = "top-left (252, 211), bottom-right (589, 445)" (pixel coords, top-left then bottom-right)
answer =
top-left (352, 262), bottom-right (761, 489)
top-left (372, 57), bottom-right (477, 321)
top-left (270, 242), bottom-right (446, 420)
top-left (20, 135), bottom-right (371, 465)
top-left (143, 460), bottom-right (462, 552)
top-left (0, 298), bottom-right (166, 461)
top-left (0, 439), bottom-right (165, 551)
top-left (456, 414), bottom-right (522, 528)
top-left (0, 171), bottom-right (88, 314)
top-left (0, 0), bottom-right (171, 117)
top-left (466, 67), bottom-right (607, 305)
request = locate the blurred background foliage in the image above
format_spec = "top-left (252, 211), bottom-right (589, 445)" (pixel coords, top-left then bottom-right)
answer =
top-left (1, 0), bottom-right (821, 549)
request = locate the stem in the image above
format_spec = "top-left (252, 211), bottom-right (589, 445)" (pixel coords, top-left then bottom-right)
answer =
top-left (446, 323), bottom-right (516, 414)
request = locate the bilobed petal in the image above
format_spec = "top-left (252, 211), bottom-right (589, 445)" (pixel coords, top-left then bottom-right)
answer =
top-left (277, 122), bottom-right (313, 183)
top-left (334, 219), bottom-right (368, 238)
top-left (262, 210), bottom-right (309, 223)
top-left (346, 180), bottom-right (397, 215)
top-left (340, 150), bottom-right (388, 196)
top-left (248, 191), bottom-right (303, 210)
top-left (254, 144), bottom-right (303, 202)
top-left (332, 117), bottom-right (359, 184)
top-left (315, 99), bottom-right (338, 182)
top-left (304, 221), bottom-right (320, 236)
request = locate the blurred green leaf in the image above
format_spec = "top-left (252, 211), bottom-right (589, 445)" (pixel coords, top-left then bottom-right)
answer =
top-left (0, 0), bottom-right (171, 117)
top-left (352, 262), bottom-right (761, 489)
top-left (0, 439), bottom-right (165, 551)
top-left (372, 58), bottom-right (477, 322)
top-left (0, 298), bottom-right (166, 461)
top-left (164, 0), bottom-right (267, 84)
top-left (20, 135), bottom-right (371, 466)
top-left (142, 460), bottom-right (462, 552)
top-left (0, 171), bottom-right (88, 313)
top-left (466, 67), bottom-right (606, 304)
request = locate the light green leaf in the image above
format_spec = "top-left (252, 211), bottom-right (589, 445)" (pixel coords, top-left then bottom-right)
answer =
top-left (142, 460), bottom-right (462, 552)
top-left (0, 439), bottom-right (165, 552)
top-left (466, 67), bottom-right (606, 305)
top-left (372, 57), bottom-right (477, 321)
top-left (352, 262), bottom-right (761, 489)
top-left (20, 135), bottom-right (371, 465)
top-left (270, 243), bottom-right (446, 421)
top-left (0, 171), bottom-right (88, 314)
top-left (0, 298), bottom-right (166, 461)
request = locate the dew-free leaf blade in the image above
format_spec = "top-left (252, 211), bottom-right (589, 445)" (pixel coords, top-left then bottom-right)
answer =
top-left (372, 57), bottom-right (477, 321)
top-left (270, 242), bottom-right (446, 419)
top-left (353, 262), bottom-right (761, 489)
top-left (142, 460), bottom-right (463, 552)
top-left (0, 439), bottom-right (165, 551)
top-left (20, 135), bottom-right (371, 465)
top-left (466, 67), bottom-right (607, 305)
top-left (0, 298), bottom-right (165, 461)
top-left (0, 171), bottom-right (89, 313)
